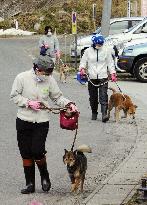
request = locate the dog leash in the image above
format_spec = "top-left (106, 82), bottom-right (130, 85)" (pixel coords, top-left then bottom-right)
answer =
top-left (115, 82), bottom-right (123, 93)
top-left (114, 82), bottom-right (126, 99)
top-left (40, 102), bottom-right (78, 151)
top-left (40, 102), bottom-right (67, 114)
top-left (59, 58), bottom-right (65, 65)
top-left (71, 128), bottom-right (78, 151)
top-left (84, 73), bottom-right (109, 87)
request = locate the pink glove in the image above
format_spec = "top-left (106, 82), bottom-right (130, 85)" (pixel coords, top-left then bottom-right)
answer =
top-left (111, 73), bottom-right (117, 82)
top-left (27, 100), bottom-right (41, 111)
top-left (69, 103), bottom-right (78, 112)
top-left (66, 103), bottom-right (78, 112)
top-left (44, 44), bottom-right (49, 49)
top-left (29, 200), bottom-right (43, 205)
top-left (65, 103), bottom-right (78, 117)
top-left (80, 68), bottom-right (86, 76)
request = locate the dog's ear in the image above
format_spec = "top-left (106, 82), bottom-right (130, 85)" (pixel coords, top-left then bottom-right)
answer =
top-left (134, 105), bottom-right (138, 108)
top-left (64, 149), bottom-right (68, 153)
top-left (73, 150), bottom-right (77, 155)
top-left (63, 149), bottom-right (68, 164)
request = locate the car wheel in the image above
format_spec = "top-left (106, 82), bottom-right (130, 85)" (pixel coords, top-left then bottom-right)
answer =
top-left (134, 57), bottom-right (147, 82)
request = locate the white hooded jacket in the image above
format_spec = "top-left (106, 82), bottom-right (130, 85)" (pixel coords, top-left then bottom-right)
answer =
top-left (79, 45), bottom-right (116, 79)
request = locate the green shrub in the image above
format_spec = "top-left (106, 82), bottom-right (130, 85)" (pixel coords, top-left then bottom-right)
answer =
top-left (2, 0), bottom-right (140, 34)
top-left (0, 20), bottom-right (11, 29)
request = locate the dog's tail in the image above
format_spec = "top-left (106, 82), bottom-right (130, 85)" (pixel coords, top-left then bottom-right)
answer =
top-left (108, 87), bottom-right (117, 93)
top-left (77, 144), bottom-right (92, 153)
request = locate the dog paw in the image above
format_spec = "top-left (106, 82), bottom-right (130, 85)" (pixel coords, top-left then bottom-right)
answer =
top-left (129, 120), bottom-right (136, 124)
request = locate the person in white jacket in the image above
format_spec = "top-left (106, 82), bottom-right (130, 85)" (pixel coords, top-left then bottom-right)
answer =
top-left (10, 55), bottom-right (77, 194)
top-left (79, 34), bottom-right (117, 122)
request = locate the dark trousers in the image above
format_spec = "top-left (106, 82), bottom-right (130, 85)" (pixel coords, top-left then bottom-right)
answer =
top-left (88, 79), bottom-right (108, 114)
top-left (16, 118), bottom-right (49, 160)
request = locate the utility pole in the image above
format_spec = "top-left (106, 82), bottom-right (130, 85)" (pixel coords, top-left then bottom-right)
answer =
top-left (72, 0), bottom-right (78, 70)
top-left (127, 0), bottom-right (131, 17)
top-left (101, 0), bottom-right (112, 37)
top-left (92, 3), bottom-right (96, 31)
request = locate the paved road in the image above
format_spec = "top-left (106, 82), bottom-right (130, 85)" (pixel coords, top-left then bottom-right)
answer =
top-left (0, 37), bottom-right (147, 205)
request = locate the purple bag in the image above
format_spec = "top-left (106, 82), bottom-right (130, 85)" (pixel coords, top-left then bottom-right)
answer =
top-left (40, 46), bottom-right (47, 56)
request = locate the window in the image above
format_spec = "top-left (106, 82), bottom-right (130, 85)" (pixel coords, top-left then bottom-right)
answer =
top-left (109, 21), bottom-right (129, 35)
top-left (134, 22), bottom-right (147, 34)
top-left (131, 20), bottom-right (142, 27)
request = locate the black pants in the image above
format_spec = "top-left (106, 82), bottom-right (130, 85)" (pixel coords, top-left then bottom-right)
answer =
top-left (88, 79), bottom-right (108, 114)
top-left (16, 118), bottom-right (49, 160)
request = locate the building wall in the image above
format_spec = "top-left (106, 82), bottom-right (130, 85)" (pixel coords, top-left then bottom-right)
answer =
top-left (141, 0), bottom-right (147, 16)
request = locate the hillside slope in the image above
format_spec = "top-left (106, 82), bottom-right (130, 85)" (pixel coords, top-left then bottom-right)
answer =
top-left (0, 0), bottom-right (141, 34)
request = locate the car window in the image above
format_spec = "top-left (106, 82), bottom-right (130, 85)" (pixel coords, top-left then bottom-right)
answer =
top-left (128, 20), bottom-right (142, 29)
top-left (133, 22), bottom-right (147, 34)
top-left (125, 20), bottom-right (145, 33)
top-left (131, 20), bottom-right (142, 27)
top-left (109, 21), bottom-right (129, 35)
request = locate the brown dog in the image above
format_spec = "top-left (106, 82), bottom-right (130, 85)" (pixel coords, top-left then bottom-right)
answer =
top-left (108, 87), bottom-right (137, 122)
top-left (59, 64), bottom-right (69, 83)
top-left (63, 144), bottom-right (92, 192)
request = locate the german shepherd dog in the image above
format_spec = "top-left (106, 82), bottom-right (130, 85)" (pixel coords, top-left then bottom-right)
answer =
top-left (108, 87), bottom-right (137, 122)
top-left (63, 145), bottom-right (92, 192)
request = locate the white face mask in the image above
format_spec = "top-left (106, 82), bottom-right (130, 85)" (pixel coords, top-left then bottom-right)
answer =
top-left (35, 75), bottom-right (48, 82)
top-left (47, 31), bottom-right (52, 36)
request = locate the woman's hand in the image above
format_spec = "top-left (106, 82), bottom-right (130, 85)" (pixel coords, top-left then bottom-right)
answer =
top-left (27, 100), bottom-right (41, 111)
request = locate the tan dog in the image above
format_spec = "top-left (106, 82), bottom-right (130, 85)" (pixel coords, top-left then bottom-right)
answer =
top-left (59, 64), bottom-right (69, 83)
top-left (63, 144), bottom-right (92, 192)
top-left (108, 87), bottom-right (137, 122)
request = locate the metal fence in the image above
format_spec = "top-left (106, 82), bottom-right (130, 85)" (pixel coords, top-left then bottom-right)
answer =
top-left (58, 33), bottom-right (75, 64)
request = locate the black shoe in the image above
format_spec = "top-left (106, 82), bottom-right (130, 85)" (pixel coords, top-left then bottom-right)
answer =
top-left (41, 174), bottom-right (51, 192)
top-left (21, 183), bottom-right (35, 194)
top-left (91, 113), bottom-right (97, 120)
top-left (21, 160), bottom-right (35, 194)
top-left (102, 115), bottom-right (109, 123)
top-left (36, 158), bottom-right (51, 192)
top-left (101, 105), bottom-right (109, 123)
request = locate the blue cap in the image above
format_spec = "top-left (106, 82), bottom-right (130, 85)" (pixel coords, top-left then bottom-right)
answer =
top-left (91, 34), bottom-right (105, 46)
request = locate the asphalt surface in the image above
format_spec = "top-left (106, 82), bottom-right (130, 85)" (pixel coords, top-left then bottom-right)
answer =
top-left (0, 37), bottom-right (147, 205)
